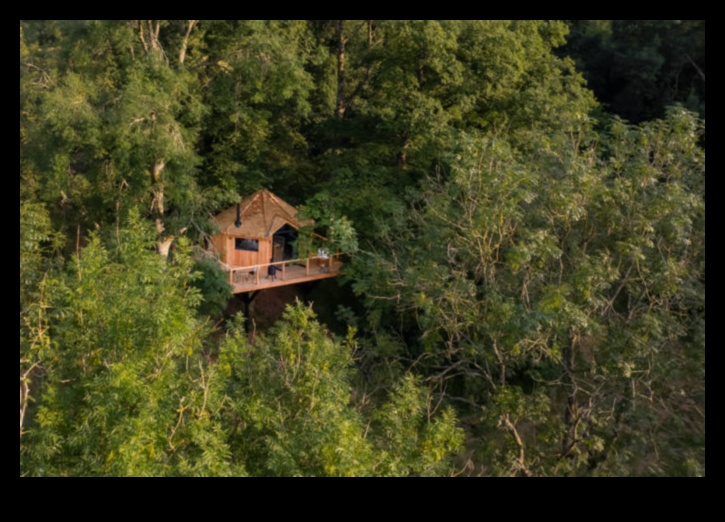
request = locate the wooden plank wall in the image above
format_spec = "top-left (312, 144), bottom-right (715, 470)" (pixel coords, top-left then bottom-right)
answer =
top-left (232, 237), bottom-right (272, 267)
top-left (211, 234), bottom-right (229, 264)
top-left (211, 233), bottom-right (273, 267)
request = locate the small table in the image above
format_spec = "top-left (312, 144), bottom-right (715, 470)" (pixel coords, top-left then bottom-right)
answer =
top-left (318, 257), bottom-right (330, 273)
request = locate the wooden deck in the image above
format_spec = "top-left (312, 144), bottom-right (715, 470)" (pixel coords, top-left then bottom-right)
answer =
top-left (226, 255), bottom-right (343, 294)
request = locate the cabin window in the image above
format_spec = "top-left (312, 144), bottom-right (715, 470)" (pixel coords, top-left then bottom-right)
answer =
top-left (235, 238), bottom-right (259, 251)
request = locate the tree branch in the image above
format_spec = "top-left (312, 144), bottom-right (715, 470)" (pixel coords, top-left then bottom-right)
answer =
top-left (685, 53), bottom-right (705, 82)
top-left (501, 414), bottom-right (532, 477)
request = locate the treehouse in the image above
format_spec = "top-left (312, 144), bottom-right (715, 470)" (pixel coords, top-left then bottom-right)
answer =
top-left (210, 189), bottom-right (342, 294)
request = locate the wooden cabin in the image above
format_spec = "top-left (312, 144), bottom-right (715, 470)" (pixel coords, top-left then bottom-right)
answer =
top-left (211, 189), bottom-right (342, 293)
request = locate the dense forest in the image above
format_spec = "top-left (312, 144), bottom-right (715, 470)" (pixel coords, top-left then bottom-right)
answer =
top-left (20, 20), bottom-right (705, 476)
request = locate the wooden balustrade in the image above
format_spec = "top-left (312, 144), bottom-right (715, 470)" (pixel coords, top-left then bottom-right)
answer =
top-left (226, 253), bottom-right (343, 290)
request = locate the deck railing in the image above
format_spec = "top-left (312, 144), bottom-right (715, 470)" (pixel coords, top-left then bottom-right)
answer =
top-left (225, 252), bottom-right (343, 287)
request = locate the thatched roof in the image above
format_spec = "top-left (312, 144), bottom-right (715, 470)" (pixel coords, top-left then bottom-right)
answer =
top-left (214, 189), bottom-right (312, 238)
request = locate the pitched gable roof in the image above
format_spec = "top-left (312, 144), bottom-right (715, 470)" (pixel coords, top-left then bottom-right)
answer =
top-left (214, 189), bottom-right (312, 238)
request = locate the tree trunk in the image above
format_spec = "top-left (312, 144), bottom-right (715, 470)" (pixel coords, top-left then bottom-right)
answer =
top-left (138, 21), bottom-right (148, 53)
top-left (157, 234), bottom-right (174, 258)
top-left (152, 158), bottom-right (166, 214)
top-left (178, 20), bottom-right (197, 66)
top-left (335, 20), bottom-right (347, 120)
top-left (397, 132), bottom-right (410, 168)
top-left (151, 159), bottom-right (172, 258)
top-left (561, 332), bottom-right (580, 466)
top-left (138, 20), bottom-right (164, 62)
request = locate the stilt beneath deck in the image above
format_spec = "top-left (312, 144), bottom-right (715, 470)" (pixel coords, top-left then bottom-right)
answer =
top-left (233, 290), bottom-right (259, 334)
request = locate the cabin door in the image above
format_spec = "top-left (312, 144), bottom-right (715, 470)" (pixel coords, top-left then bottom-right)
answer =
top-left (272, 224), bottom-right (299, 262)
top-left (272, 237), bottom-right (284, 262)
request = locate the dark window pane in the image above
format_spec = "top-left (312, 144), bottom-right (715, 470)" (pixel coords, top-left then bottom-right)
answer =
top-left (235, 238), bottom-right (259, 251)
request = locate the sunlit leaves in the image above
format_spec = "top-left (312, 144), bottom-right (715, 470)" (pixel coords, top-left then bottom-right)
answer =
top-left (219, 303), bottom-right (462, 476)
top-left (21, 210), bottom-right (233, 476)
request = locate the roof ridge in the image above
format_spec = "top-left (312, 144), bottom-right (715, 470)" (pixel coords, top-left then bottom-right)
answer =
top-left (214, 189), bottom-right (310, 237)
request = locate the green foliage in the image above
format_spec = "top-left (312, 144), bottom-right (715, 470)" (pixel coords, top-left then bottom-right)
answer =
top-left (20, 201), bottom-right (64, 304)
top-left (20, 201), bottom-right (66, 445)
top-left (307, 20), bottom-right (596, 239)
top-left (21, 20), bottom-right (208, 249)
top-left (298, 192), bottom-right (359, 254)
top-left (564, 20), bottom-right (706, 122)
top-left (197, 20), bottom-right (320, 198)
top-left (219, 303), bottom-right (463, 476)
top-left (20, 20), bottom-right (704, 477)
top-left (369, 374), bottom-right (464, 476)
top-left (21, 210), bottom-right (236, 476)
top-left (354, 109), bottom-right (704, 476)
top-left (190, 257), bottom-right (233, 318)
